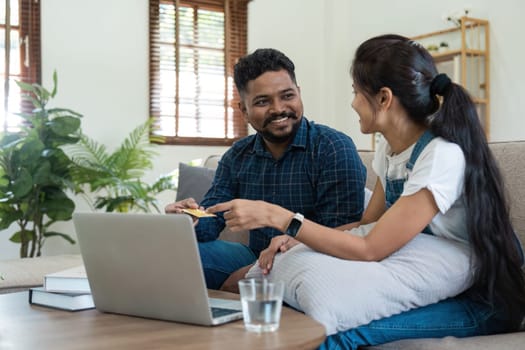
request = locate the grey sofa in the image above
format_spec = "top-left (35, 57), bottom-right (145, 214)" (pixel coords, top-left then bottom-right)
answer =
top-left (1, 141), bottom-right (524, 349)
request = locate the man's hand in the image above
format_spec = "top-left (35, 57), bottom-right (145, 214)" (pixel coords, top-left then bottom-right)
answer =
top-left (164, 197), bottom-right (202, 223)
top-left (258, 235), bottom-right (299, 275)
top-left (164, 197), bottom-right (201, 213)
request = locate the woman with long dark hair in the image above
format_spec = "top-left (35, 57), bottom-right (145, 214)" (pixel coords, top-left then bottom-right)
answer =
top-left (208, 34), bottom-right (525, 349)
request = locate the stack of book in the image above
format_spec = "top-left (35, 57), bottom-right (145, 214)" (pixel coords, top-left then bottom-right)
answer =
top-left (29, 265), bottom-right (95, 311)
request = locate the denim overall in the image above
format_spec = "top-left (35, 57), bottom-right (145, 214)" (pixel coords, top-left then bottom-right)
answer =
top-left (385, 130), bottom-right (435, 234)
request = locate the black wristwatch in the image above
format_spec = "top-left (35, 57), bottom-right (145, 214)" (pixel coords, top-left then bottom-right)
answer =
top-left (285, 213), bottom-right (304, 238)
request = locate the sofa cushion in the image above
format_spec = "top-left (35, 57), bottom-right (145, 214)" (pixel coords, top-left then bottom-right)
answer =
top-left (0, 254), bottom-right (83, 294)
top-left (489, 141), bottom-right (525, 246)
top-left (364, 332), bottom-right (525, 350)
top-left (175, 162), bottom-right (216, 203)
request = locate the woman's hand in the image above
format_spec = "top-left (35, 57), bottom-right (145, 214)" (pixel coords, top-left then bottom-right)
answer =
top-left (258, 235), bottom-right (300, 274)
top-left (207, 199), bottom-right (292, 232)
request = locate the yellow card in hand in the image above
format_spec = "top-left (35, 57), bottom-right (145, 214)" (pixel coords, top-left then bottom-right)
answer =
top-left (182, 208), bottom-right (216, 218)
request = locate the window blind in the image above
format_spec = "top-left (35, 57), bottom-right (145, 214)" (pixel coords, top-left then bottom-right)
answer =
top-left (1, 0), bottom-right (41, 132)
top-left (149, 0), bottom-right (249, 146)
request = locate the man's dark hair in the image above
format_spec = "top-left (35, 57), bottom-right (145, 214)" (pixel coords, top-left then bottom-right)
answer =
top-left (233, 48), bottom-right (296, 97)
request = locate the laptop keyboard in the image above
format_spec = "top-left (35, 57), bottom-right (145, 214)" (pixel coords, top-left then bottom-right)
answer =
top-left (211, 307), bottom-right (241, 318)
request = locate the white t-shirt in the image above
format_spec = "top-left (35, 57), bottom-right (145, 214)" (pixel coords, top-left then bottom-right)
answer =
top-left (372, 136), bottom-right (468, 244)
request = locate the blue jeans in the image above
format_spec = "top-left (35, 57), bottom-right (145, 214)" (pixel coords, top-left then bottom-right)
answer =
top-left (319, 294), bottom-right (507, 350)
top-left (198, 240), bottom-right (257, 289)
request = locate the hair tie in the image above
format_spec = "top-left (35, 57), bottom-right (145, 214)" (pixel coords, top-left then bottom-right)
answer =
top-left (430, 73), bottom-right (452, 96)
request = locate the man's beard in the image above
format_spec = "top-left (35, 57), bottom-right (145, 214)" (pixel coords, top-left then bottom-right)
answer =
top-left (260, 112), bottom-right (300, 144)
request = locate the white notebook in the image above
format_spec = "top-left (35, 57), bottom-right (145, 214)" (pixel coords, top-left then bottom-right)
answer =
top-left (44, 265), bottom-right (91, 293)
top-left (29, 287), bottom-right (94, 311)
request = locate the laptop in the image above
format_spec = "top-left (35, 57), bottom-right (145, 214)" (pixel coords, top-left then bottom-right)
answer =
top-left (73, 212), bottom-right (243, 326)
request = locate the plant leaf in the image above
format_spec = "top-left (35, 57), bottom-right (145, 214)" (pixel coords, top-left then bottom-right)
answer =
top-left (47, 108), bottom-right (83, 118)
top-left (9, 229), bottom-right (36, 243)
top-left (41, 189), bottom-right (75, 221)
top-left (48, 116), bottom-right (81, 136)
top-left (9, 231), bottom-right (21, 243)
top-left (33, 160), bottom-right (52, 185)
top-left (15, 81), bottom-right (37, 93)
top-left (43, 231), bottom-right (76, 244)
top-left (11, 168), bottom-right (33, 197)
top-left (50, 70), bottom-right (58, 97)
top-left (0, 206), bottom-right (22, 229)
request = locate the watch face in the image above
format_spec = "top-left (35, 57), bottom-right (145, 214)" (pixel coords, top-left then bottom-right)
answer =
top-left (287, 217), bottom-right (302, 237)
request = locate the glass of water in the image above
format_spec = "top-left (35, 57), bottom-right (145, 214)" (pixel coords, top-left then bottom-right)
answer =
top-left (238, 278), bottom-right (285, 332)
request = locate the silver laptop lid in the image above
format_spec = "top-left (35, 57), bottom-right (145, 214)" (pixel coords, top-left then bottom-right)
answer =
top-left (74, 212), bottom-right (225, 325)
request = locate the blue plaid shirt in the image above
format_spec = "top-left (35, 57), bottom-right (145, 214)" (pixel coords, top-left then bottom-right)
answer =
top-left (197, 117), bottom-right (366, 256)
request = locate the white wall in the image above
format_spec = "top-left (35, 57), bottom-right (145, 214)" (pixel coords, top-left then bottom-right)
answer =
top-left (249, 0), bottom-right (525, 145)
top-left (1, 0), bottom-right (523, 258)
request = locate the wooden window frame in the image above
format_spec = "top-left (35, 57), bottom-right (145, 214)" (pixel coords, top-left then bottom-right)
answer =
top-left (149, 0), bottom-right (249, 146)
top-left (1, 0), bottom-right (41, 132)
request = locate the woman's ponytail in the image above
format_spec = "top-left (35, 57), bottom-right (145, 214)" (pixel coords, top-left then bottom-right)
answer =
top-left (431, 75), bottom-right (525, 331)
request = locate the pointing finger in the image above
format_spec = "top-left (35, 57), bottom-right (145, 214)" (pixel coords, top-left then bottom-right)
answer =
top-left (206, 201), bottom-right (233, 214)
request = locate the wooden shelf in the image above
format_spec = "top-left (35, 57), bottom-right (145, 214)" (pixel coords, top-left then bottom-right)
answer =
top-left (431, 49), bottom-right (486, 62)
top-left (412, 17), bottom-right (490, 139)
top-left (411, 18), bottom-right (489, 41)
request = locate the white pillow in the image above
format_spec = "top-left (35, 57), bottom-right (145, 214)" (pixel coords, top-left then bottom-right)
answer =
top-left (246, 231), bottom-right (472, 335)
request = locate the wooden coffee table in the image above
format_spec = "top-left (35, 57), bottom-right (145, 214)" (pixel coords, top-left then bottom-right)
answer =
top-left (0, 290), bottom-right (326, 349)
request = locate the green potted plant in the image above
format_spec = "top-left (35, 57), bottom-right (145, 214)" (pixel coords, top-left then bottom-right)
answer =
top-left (0, 72), bottom-right (82, 258)
top-left (66, 120), bottom-right (176, 213)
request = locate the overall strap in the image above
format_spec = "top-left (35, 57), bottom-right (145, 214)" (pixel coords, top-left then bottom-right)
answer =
top-left (384, 130), bottom-right (436, 208)
top-left (406, 130), bottom-right (435, 171)
top-left (407, 130), bottom-right (436, 235)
